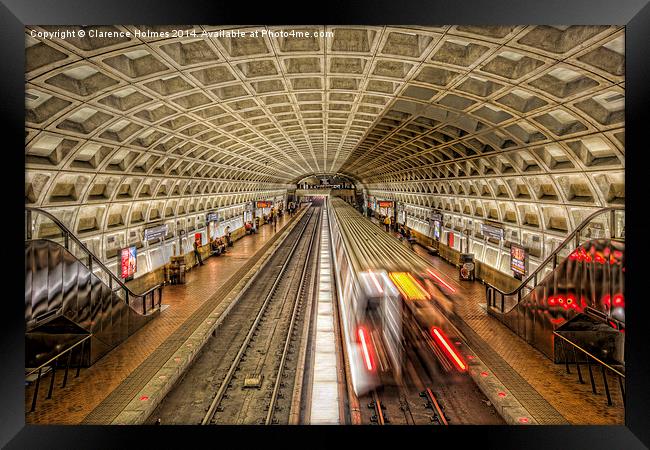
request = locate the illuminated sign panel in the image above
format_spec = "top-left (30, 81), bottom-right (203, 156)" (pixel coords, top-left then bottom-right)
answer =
top-left (378, 201), bottom-right (394, 208)
top-left (120, 246), bottom-right (137, 279)
top-left (481, 223), bottom-right (504, 240)
top-left (206, 212), bottom-right (219, 222)
top-left (511, 244), bottom-right (527, 276)
top-left (256, 201), bottom-right (273, 208)
top-left (144, 224), bottom-right (168, 241)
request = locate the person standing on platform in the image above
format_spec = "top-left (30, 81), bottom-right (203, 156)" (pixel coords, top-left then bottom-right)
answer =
top-left (193, 239), bottom-right (204, 266)
top-left (225, 226), bottom-right (232, 247)
top-left (384, 215), bottom-right (390, 232)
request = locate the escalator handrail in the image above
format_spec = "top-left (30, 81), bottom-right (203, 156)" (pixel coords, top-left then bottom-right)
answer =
top-left (25, 206), bottom-right (162, 300)
top-left (488, 206), bottom-right (624, 300)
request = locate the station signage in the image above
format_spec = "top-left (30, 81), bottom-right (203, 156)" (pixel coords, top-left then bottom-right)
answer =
top-left (431, 211), bottom-right (443, 222)
top-left (378, 201), bottom-right (394, 208)
top-left (144, 224), bottom-right (168, 241)
top-left (206, 212), bottom-right (219, 223)
top-left (511, 244), bottom-right (527, 276)
top-left (120, 246), bottom-right (137, 279)
top-left (481, 222), bottom-right (504, 240)
top-left (256, 201), bottom-right (273, 208)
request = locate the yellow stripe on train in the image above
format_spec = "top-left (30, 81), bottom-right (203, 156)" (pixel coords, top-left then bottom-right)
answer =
top-left (388, 272), bottom-right (430, 301)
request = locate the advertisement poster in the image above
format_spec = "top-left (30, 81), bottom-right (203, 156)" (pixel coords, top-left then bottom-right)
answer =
top-left (120, 246), bottom-right (137, 279)
top-left (433, 220), bottom-right (441, 241)
top-left (448, 232), bottom-right (454, 248)
top-left (511, 244), bottom-right (527, 276)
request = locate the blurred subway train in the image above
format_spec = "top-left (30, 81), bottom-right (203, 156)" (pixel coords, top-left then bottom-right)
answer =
top-left (328, 197), bottom-right (467, 396)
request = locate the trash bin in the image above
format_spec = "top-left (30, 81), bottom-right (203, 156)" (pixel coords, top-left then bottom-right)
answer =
top-left (459, 253), bottom-right (475, 281)
top-left (170, 256), bottom-right (186, 285)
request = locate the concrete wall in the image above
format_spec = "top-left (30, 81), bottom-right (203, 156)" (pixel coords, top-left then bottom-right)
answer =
top-left (124, 225), bottom-right (249, 295)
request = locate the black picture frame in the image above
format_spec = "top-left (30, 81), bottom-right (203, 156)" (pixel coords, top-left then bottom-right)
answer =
top-left (4, 1), bottom-right (650, 448)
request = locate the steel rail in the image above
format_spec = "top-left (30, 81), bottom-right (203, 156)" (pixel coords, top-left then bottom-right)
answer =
top-left (266, 207), bottom-right (321, 424)
top-left (201, 207), bottom-right (316, 425)
top-left (372, 390), bottom-right (386, 425)
top-left (425, 387), bottom-right (448, 425)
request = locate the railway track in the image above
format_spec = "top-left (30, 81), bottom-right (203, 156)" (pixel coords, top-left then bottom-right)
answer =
top-left (146, 205), bottom-right (321, 425)
top-left (362, 384), bottom-right (447, 426)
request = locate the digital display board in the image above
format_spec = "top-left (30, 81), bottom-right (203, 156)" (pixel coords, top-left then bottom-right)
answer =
top-left (256, 201), bottom-right (273, 208)
top-left (481, 223), bottom-right (504, 240)
top-left (144, 224), bottom-right (168, 241)
top-left (120, 246), bottom-right (137, 279)
top-left (511, 244), bottom-right (527, 276)
top-left (378, 201), bottom-right (394, 208)
top-left (206, 212), bottom-right (219, 222)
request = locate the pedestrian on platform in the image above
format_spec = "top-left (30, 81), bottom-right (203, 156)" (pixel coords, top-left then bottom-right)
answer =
top-left (225, 226), bottom-right (233, 247)
top-left (193, 239), bottom-right (204, 266)
top-left (384, 216), bottom-right (390, 232)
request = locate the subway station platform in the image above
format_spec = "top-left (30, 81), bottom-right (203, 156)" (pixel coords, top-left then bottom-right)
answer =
top-left (25, 212), bottom-right (300, 425)
top-left (25, 204), bottom-right (625, 426)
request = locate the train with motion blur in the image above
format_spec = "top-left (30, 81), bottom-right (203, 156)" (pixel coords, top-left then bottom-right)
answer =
top-left (327, 197), bottom-right (467, 395)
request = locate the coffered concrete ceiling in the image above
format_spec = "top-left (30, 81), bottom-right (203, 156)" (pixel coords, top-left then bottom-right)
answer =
top-left (25, 25), bottom-right (624, 243)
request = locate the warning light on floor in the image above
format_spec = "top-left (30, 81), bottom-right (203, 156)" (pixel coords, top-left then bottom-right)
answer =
top-left (518, 417), bottom-right (530, 424)
top-left (480, 371), bottom-right (489, 377)
top-left (498, 392), bottom-right (507, 398)
top-left (140, 395), bottom-right (149, 401)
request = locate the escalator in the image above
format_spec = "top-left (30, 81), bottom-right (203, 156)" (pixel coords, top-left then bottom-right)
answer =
top-left (485, 208), bottom-right (625, 366)
top-left (25, 207), bottom-right (163, 370)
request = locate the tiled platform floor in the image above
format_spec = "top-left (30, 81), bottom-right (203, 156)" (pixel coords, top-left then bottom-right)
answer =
top-left (26, 213), bottom-right (298, 424)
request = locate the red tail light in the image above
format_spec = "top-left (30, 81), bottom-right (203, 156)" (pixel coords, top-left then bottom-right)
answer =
top-left (358, 327), bottom-right (374, 371)
top-left (613, 294), bottom-right (625, 308)
top-left (426, 269), bottom-right (456, 293)
top-left (430, 327), bottom-right (467, 372)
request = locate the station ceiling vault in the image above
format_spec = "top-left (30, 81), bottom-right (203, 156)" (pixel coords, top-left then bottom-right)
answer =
top-left (25, 25), bottom-right (624, 243)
